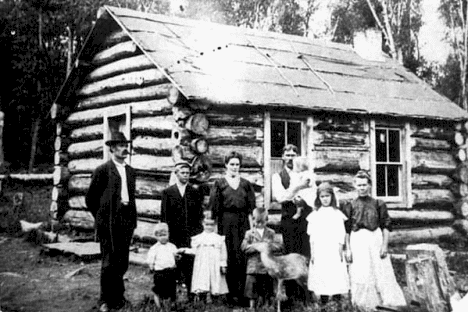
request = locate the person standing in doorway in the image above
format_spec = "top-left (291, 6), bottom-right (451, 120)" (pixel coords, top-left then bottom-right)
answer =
top-left (85, 131), bottom-right (137, 312)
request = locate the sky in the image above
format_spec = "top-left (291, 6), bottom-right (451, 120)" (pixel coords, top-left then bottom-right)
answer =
top-left (419, 0), bottom-right (451, 63)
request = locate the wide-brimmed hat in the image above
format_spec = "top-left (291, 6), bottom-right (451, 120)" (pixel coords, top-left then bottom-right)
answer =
top-left (105, 131), bottom-right (131, 146)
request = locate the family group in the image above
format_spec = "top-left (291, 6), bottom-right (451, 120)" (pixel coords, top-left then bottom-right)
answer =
top-left (85, 132), bottom-right (407, 312)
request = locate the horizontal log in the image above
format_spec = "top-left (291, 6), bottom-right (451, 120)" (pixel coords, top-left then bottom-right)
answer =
top-left (87, 54), bottom-right (154, 81)
top-left (66, 100), bottom-right (172, 127)
top-left (78, 69), bottom-right (169, 97)
top-left (315, 172), bottom-right (355, 192)
top-left (68, 173), bottom-right (92, 194)
top-left (314, 148), bottom-right (370, 172)
top-left (412, 173), bottom-right (454, 189)
top-left (63, 209), bottom-right (95, 230)
top-left (410, 122), bottom-right (455, 141)
top-left (67, 140), bottom-right (102, 159)
top-left (135, 199), bottom-right (161, 217)
top-left (207, 111), bottom-right (263, 127)
top-left (69, 173), bottom-right (170, 199)
top-left (389, 226), bottom-right (455, 245)
top-left (389, 210), bottom-right (455, 222)
top-left (208, 145), bottom-right (263, 168)
top-left (206, 126), bottom-right (263, 145)
top-left (53, 165), bottom-right (70, 186)
top-left (68, 158), bottom-right (105, 174)
top-left (69, 124), bottom-right (103, 142)
top-left (411, 137), bottom-right (452, 151)
top-left (412, 189), bottom-right (455, 206)
top-left (67, 196), bottom-right (161, 216)
top-left (313, 114), bottom-right (368, 133)
top-left (314, 130), bottom-right (369, 148)
top-left (133, 219), bottom-right (159, 243)
top-left (92, 41), bottom-right (139, 66)
top-left (132, 116), bottom-right (175, 137)
top-left (132, 136), bottom-right (173, 156)
top-left (77, 83), bottom-right (172, 110)
top-left (412, 150), bottom-right (457, 174)
top-left (131, 155), bottom-right (175, 172)
top-left (103, 30), bottom-right (131, 47)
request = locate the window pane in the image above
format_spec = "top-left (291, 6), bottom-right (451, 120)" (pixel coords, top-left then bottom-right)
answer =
top-left (376, 164), bottom-right (386, 196)
top-left (376, 129), bottom-right (387, 162)
top-left (387, 165), bottom-right (400, 196)
top-left (287, 122), bottom-right (301, 154)
top-left (271, 121), bottom-right (285, 157)
top-left (388, 130), bottom-right (400, 162)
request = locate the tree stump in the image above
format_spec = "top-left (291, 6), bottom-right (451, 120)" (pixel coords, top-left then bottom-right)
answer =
top-left (405, 244), bottom-right (460, 312)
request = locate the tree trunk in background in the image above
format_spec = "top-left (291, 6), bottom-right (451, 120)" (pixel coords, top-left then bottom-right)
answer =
top-left (28, 118), bottom-right (40, 173)
top-left (0, 112), bottom-right (5, 169)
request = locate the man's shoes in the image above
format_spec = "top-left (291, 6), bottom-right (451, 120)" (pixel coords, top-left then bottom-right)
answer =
top-left (98, 303), bottom-right (109, 312)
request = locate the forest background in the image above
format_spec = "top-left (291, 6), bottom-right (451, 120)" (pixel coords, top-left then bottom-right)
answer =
top-left (1, 0), bottom-right (466, 172)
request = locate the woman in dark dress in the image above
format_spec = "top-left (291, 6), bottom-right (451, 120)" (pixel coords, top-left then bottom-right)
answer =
top-left (208, 151), bottom-right (256, 306)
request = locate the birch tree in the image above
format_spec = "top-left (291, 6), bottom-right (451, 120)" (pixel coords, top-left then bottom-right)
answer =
top-left (439, 0), bottom-right (468, 110)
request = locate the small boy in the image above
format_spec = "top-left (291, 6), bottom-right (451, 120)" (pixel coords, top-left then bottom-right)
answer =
top-left (241, 208), bottom-right (279, 309)
top-left (146, 222), bottom-right (179, 309)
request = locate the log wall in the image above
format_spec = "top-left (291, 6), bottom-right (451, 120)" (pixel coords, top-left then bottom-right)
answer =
top-left (53, 28), bottom-right (464, 245)
top-left (54, 30), bottom-right (175, 236)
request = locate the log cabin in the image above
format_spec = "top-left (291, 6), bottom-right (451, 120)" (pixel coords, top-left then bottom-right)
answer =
top-left (51, 6), bottom-right (468, 245)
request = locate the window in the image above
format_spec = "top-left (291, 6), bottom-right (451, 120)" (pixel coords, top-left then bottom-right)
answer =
top-left (271, 120), bottom-right (302, 157)
top-left (371, 123), bottom-right (411, 207)
top-left (103, 106), bottom-right (131, 162)
top-left (375, 128), bottom-right (401, 197)
top-left (271, 119), bottom-right (303, 173)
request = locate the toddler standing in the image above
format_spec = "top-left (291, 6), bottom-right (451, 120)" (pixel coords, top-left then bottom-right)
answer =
top-left (146, 222), bottom-right (179, 309)
top-left (187, 216), bottom-right (229, 302)
top-left (241, 207), bottom-right (279, 309)
top-left (307, 183), bottom-right (349, 306)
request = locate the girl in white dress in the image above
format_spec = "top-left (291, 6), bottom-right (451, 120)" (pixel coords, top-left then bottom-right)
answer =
top-left (189, 216), bottom-right (229, 301)
top-left (307, 182), bottom-right (349, 306)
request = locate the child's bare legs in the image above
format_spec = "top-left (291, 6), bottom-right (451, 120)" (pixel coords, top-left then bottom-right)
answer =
top-left (249, 299), bottom-right (256, 309)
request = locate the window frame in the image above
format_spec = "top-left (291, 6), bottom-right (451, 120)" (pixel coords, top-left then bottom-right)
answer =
top-left (264, 112), bottom-right (310, 209)
top-left (369, 120), bottom-right (411, 208)
top-left (103, 105), bottom-right (132, 164)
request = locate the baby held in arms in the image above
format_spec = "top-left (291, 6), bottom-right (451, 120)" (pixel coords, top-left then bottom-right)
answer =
top-left (290, 157), bottom-right (317, 215)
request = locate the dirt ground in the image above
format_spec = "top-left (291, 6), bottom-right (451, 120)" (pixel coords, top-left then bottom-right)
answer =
top-left (1, 231), bottom-right (468, 312)
top-left (0, 235), bottom-right (153, 312)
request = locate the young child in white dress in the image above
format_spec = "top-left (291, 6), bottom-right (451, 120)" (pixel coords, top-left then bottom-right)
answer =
top-left (307, 182), bottom-right (349, 307)
top-left (186, 216), bottom-right (229, 302)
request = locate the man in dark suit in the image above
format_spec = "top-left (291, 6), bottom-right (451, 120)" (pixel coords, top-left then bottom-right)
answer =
top-left (160, 160), bottom-right (204, 297)
top-left (85, 132), bottom-right (137, 312)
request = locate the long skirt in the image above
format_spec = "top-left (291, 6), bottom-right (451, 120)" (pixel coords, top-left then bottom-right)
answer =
top-left (349, 228), bottom-right (407, 311)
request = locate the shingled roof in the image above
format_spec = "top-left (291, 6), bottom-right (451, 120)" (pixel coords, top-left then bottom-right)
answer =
top-left (58, 5), bottom-right (468, 121)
